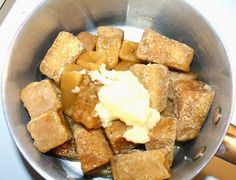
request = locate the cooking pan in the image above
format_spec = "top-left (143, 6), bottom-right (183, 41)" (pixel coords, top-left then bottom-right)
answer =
top-left (1, 0), bottom-right (236, 179)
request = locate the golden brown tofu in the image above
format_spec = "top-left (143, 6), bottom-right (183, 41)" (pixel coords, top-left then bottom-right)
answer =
top-left (20, 80), bottom-right (61, 118)
top-left (161, 99), bottom-right (176, 117)
top-left (119, 40), bottom-right (140, 62)
top-left (40, 31), bottom-right (84, 82)
top-left (96, 26), bottom-right (124, 69)
top-left (76, 51), bottom-right (106, 70)
top-left (137, 29), bottom-right (194, 72)
top-left (114, 61), bottom-right (137, 71)
top-left (174, 80), bottom-right (215, 141)
top-left (72, 75), bottom-right (102, 129)
top-left (27, 110), bottom-right (72, 153)
top-left (73, 124), bottom-right (113, 173)
top-left (50, 80), bottom-right (62, 99)
top-left (85, 164), bottom-right (111, 177)
top-left (77, 32), bottom-right (97, 51)
top-left (61, 64), bottom-right (83, 117)
top-left (104, 121), bottom-right (136, 154)
top-left (111, 149), bottom-right (171, 180)
top-left (145, 116), bottom-right (177, 167)
top-left (97, 26), bottom-right (124, 38)
top-left (52, 138), bottom-right (78, 159)
top-left (130, 64), bottom-right (169, 112)
top-left (168, 71), bottom-right (198, 100)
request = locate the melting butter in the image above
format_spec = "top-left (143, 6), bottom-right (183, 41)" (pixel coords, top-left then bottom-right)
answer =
top-left (89, 64), bottom-right (160, 143)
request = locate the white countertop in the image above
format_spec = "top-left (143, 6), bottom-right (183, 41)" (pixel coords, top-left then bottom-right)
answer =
top-left (0, 0), bottom-right (235, 179)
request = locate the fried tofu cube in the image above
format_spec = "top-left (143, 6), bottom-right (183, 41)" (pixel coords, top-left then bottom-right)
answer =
top-left (174, 80), bottom-right (215, 141)
top-left (119, 40), bottom-right (140, 62)
top-left (114, 61), bottom-right (137, 71)
top-left (77, 51), bottom-right (106, 70)
top-left (145, 116), bottom-right (177, 167)
top-left (61, 64), bottom-right (83, 117)
top-left (96, 26), bottom-right (124, 69)
top-left (20, 80), bottom-right (61, 118)
top-left (111, 149), bottom-right (171, 180)
top-left (72, 75), bottom-right (102, 129)
top-left (27, 110), bottom-right (72, 153)
top-left (104, 121), bottom-right (136, 154)
top-left (161, 99), bottom-right (176, 117)
top-left (137, 29), bottom-right (194, 72)
top-left (73, 124), bottom-right (113, 173)
top-left (130, 64), bottom-right (169, 112)
top-left (168, 71), bottom-right (198, 100)
top-left (52, 138), bottom-right (78, 159)
top-left (77, 32), bottom-right (97, 51)
top-left (97, 26), bottom-right (124, 38)
top-left (85, 164), bottom-right (111, 177)
top-left (40, 31), bottom-right (84, 82)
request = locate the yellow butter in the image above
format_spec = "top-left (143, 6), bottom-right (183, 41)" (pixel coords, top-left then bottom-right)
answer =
top-left (89, 64), bottom-right (160, 143)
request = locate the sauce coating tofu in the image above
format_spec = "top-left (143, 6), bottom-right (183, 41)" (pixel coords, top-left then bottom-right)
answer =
top-left (77, 32), bottom-right (97, 51)
top-left (104, 121), bottom-right (136, 154)
top-left (137, 29), bottom-right (194, 72)
top-left (85, 164), bottom-right (111, 177)
top-left (40, 31), bottom-right (84, 82)
top-left (168, 71), bottom-right (197, 100)
top-left (130, 64), bottom-right (169, 112)
top-left (77, 51), bottom-right (106, 70)
top-left (161, 99), bottom-right (176, 117)
top-left (73, 124), bottom-right (113, 173)
top-left (27, 110), bottom-right (72, 153)
top-left (173, 80), bottom-right (215, 141)
top-left (96, 26), bottom-right (124, 69)
top-left (111, 149), bottom-right (170, 180)
top-left (145, 116), bottom-right (177, 167)
top-left (20, 79), bottom-right (61, 118)
top-left (119, 40), bottom-right (140, 62)
top-left (72, 75), bottom-right (102, 129)
top-left (61, 64), bottom-right (83, 117)
top-left (52, 138), bottom-right (78, 159)
top-left (114, 61), bottom-right (137, 71)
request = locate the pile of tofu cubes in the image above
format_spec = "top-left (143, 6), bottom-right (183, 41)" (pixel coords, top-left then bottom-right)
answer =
top-left (20, 27), bottom-right (215, 179)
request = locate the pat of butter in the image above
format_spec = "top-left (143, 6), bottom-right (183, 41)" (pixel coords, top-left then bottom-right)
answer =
top-left (89, 64), bottom-right (160, 143)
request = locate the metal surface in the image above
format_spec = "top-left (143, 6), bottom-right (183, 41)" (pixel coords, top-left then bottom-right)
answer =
top-left (0, 0), bottom-right (15, 25)
top-left (1, 0), bottom-right (235, 179)
top-left (216, 124), bottom-right (236, 164)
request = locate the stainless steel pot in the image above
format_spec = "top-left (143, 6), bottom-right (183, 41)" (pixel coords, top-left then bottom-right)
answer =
top-left (1, 0), bottom-right (236, 179)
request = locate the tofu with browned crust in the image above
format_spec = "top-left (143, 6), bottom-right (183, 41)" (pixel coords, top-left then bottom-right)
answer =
top-left (114, 61), bottom-right (137, 71)
top-left (168, 71), bottom-right (198, 100)
top-left (173, 80), bottom-right (215, 141)
top-left (130, 64), bottom-right (169, 112)
top-left (96, 26), bottom-right (124, 69)
top-left (52, 139), bottom-right (78, 159)
top-left (137, 29), bottom-right (194, 72)
top-left (40, 31), bottom-right (84, 82)
top-left (72, 75), bottom-right (102, 129)
top-left (145, 116), bottom-right (177, 167)
top-left (73, 124), bottom-right (113, 173)
top-left (119, 40), bottom-right (140, 62)
top-left (27, 110), bottom-right (72, 153)
top-left (111, 149), bottom-right (171, 180)
top-left (104, 121), bottom-right (136, 154)
top-left (85, 164), bottom-right (111, 177)
top-left (97, 26), bottom-right (124, 38)
top-left (20, 79), bottom-right (61, 118)
top-left (161, 99), bottom-right (176, 117)
top-left (77, 32), bottom-right (97, 51)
